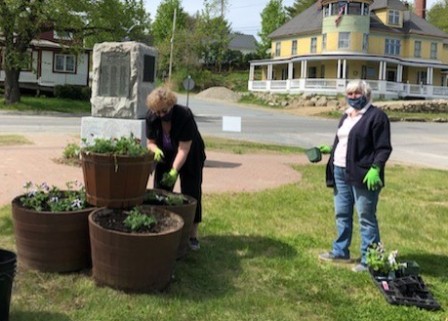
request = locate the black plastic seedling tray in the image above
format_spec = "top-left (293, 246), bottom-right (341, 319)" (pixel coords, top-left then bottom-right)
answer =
top-left (370, 274), bottom-right (441, 310)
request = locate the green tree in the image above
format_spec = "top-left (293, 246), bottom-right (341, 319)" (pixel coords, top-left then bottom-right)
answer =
top-left (197, 1), bottom-right (231, 72)
top-left (258, 0), bottom-right (287, 58)
top-left (151, 0), bottom-right (187, 45)
top-left (285, 0), bottom-right (316, 18)
top-left (0, 0), bottom-right (151, 105)
top-left (427, 0), bottom-right (448, 33)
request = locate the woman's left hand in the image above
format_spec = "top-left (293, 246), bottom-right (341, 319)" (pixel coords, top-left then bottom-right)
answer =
top-left (363, 167), bottom-right (383, 190)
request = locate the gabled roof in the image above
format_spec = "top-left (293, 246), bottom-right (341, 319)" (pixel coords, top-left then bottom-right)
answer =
top-left (269, 0), bottom-right (448, 40)
top-left (269, 2), bottom-right (322, 38)
top-left (229, 33), bottom-right (257, 51)
top-left (370, 0), bottom-right (408, 11)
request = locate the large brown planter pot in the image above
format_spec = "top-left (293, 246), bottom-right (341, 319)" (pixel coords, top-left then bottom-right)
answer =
top-left (89, 206), bottom-right (183, 293)
top-left (11, 195), bottom-right (94, 272)
top-left (81, 152), bottom-right (154, 208)
top-left (143, 189), bottom-right (197, 259)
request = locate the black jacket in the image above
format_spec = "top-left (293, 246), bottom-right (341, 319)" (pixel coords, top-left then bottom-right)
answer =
top-left (146, 104), bottom-right (206, 175)
top-left (325, 105), bottom-right (392, 188)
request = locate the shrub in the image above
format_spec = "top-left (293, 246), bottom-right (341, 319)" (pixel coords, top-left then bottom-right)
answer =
top-left (54, 85), bottom-right (91, 101)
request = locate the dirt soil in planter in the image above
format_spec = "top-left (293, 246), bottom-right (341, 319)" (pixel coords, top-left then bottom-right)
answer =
top-left (93, 209), bottom-right (180, 234)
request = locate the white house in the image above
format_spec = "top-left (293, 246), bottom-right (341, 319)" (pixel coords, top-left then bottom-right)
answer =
top-left (0, 30), bottom-right (91, 93)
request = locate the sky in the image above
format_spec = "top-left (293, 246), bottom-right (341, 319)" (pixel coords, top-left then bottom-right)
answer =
top-left (143, 0), bottom-right (295, 38)
top-left (143, 0), bottom-right (438, 39)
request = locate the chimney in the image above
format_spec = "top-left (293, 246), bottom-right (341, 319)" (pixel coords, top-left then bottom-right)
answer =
top-left (415, 0), bottom-right (427, 19)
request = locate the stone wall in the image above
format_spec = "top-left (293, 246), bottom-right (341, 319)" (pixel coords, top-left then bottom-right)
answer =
top-left (248, 92), bottom-right (448, 113)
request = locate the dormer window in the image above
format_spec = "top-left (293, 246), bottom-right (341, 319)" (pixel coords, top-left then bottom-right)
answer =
top-left (388, 10), bottom-right (400, 25)
top-left (348, 2), bottom-right (361, 15)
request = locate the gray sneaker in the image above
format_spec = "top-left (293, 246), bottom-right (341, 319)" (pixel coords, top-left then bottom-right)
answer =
top-left (318, 252), bottom-right (351, 263)
top-left (352, 263), bottom-right (369, 273)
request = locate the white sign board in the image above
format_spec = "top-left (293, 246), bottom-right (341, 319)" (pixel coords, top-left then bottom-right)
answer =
top-left (222, 116), bottom-right (241, 132)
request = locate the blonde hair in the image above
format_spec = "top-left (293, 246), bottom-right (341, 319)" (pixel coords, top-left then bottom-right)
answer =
top-left (345, 79), bottom-right (372, 101)
top-left (146, 87), bottom-right (177, 112)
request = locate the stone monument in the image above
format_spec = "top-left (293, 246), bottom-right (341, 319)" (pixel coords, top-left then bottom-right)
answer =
top-left (81, 41), bottom-right (157, 145)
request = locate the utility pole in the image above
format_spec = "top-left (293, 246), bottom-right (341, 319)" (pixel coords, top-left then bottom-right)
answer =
top-left (168, 8), bottom-right (177, 82)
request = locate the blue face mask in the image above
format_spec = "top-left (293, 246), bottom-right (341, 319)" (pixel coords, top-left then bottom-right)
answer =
top-left (347, 96), bottom-right (367, 110)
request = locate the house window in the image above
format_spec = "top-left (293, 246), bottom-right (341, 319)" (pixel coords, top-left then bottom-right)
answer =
top-left (275, 42), bottom-right (281, 57)
top-left (54, 54), bottom-right (76, 73)
top-left (338, 32), bottom-right (350, 49)
top-left (324, 5), bottom-right (330, 16)
top-left (430, 42), bottom-right (438, 59)
top-left (322, 34), bottom-right (327, 50)
top-left (388, 10), bottom-right (400, 25)
top-left (310, 37), bottom-right (317, 53)
top-left (362, 34), bottom-right (369, 51)
top-left (361, 65), bottom-right (367, 79)
top-left (308, 66), bottom-right (317, 78)
top-left (348, 2), bottom-right (361, 15)
top-left (414, 41), bottom-right (421, 58)
top-left (363, 4), bottom-right (369, 15)
top-left (385, 39), bottom-right (400, 55)
top-left (320, 65), bottom-right (325, 78)
top-left (417, 71), bottom-right (427, 84)
top-left (291, 40), bottom-right (297, 55)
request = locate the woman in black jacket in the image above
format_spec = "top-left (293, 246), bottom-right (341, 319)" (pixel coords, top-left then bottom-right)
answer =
top-left (145, 87), bottom-right (206, 250)
top-left (318, 80), bottom-right (392, 272)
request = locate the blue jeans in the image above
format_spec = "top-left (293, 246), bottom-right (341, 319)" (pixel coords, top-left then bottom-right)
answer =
top-left (332, 166), bottom-right (381, 264)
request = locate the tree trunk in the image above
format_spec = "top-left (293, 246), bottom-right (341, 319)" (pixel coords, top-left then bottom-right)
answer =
top-left (4, 69), bottom-right (21, 105)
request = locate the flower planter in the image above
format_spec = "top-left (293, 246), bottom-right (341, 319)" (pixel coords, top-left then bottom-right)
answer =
top-left (12, 195), bottom-right (95, 272)
top-left (89, 206), bottom-right (183, 293)
top-left (81, 152), bottom-right (154, 208)
top-left (0, 249), bottom-right (16, 321)
top-left (143, 189), bottom-right (197, 259)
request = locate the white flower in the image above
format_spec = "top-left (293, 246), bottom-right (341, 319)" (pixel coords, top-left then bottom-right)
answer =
top-left (388, 250), bottom-right (398, 266)
top-left (71, 199), bottom-right (83, 209)
top-left (49, 197), bottom-right (59, 203)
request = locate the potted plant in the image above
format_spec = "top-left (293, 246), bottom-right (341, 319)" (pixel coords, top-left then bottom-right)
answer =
top-left (88, 206), bottom-right (183, 292)
top-left (366, 243), bottom-right (399, 280)
top-left (11, 181), bottom-right (95, 272)
top-left (80, 135), bottom-right (155, 208)
top-left (0, 248), bottom-right (16, 321)
top-left (143, 189), bottom-right (197, 259)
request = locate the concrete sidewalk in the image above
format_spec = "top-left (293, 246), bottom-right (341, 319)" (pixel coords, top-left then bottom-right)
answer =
top-left (0, 133), bottom-right (308, 206)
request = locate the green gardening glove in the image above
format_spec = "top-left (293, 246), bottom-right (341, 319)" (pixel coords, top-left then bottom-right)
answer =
top-left (319, 145), bottom-right (332, 154)
top-left (160, 168), bottom-right (178, 187)
top-left (153, 147), bottom-right (164, 163)
top-left (363, 166), bottom-right (383, 191)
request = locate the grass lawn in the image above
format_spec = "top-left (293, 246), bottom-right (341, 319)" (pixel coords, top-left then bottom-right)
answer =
top-left (0, 95), bottom-right (90, 114)
top-left (1, 158), bottom-right (447, 320)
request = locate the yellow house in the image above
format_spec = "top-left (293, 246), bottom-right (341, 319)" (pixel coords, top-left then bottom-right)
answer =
top-left (248, 0), bottom-right (448, 99)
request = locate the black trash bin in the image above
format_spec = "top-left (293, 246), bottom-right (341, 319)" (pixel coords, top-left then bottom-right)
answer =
top-left (0, 249), bottom-right (16, 321)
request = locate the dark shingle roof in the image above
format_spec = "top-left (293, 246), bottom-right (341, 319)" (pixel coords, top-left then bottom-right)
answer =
top-left (269, 0), bottom-right (448, 40)
top-left (228, 33), bottom-right (257, 51)
top-left (269, 2), bottom-right (323, 38)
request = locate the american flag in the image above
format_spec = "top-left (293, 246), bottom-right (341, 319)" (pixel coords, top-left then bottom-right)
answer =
top-left (335, 2), bottom-right (347, 26)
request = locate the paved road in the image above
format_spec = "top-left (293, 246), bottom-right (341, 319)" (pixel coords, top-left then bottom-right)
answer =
top-left (1, 94), bottom-right (447, 170)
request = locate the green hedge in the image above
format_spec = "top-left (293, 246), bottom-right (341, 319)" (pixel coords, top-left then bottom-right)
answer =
top-left (54, 85), bottom-right (91, 101)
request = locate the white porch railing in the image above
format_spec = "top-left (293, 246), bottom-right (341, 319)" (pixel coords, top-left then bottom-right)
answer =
top-left (248, 78), bottom-right (448, 99)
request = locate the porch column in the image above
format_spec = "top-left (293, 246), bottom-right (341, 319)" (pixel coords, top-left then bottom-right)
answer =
top-left (288, 62), bottom-right (294, 80)
top-left (378, 61), bottom-right (383, 80)
top-left (249, 65), bottom-right (255, 81)
top-left (427, 67), bottom-right (433, 85)
top-left (382, 62), bottom-right (387, 80)
top-left (337, 59), bottom-right (342, 78)
top-left (397, 65), bottom-right (403, 82)
top-left (343, 59), bottom-right (347, 79)
top-left (267, 64), bottom-right (273, 80)
top-left (301, 60), bottom-right (308, 78)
